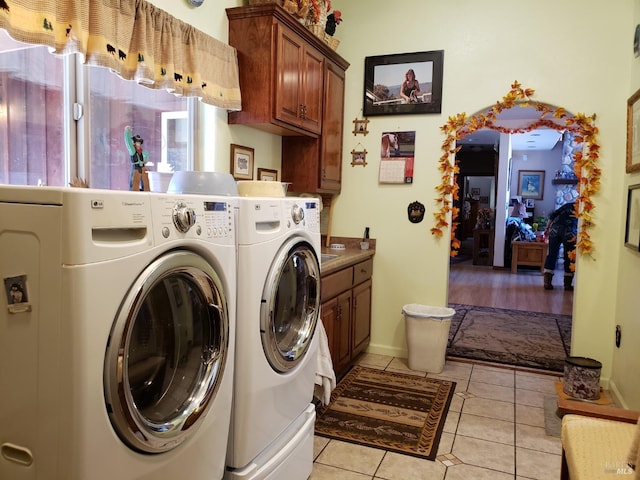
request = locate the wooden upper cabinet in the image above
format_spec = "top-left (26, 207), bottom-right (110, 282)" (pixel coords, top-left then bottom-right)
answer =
top-left (319, 60), bottom-right (346, 191)
top-left (226, 4), bottom-right (347, 138)
top-left (275, 25), bottom-right (324, 135)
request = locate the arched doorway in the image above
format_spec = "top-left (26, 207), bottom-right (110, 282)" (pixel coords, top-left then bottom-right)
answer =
top-left (436, 82), bottom-right (601, 366)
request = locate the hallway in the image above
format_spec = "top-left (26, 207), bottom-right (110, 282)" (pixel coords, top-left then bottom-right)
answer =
top-left (448, 261), bottom-right (573, 316)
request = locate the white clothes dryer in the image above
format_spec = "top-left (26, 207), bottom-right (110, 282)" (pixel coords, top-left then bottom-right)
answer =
top-left (0, 186), bottom-right (237, 480)
top-left (225, 196), bottom-right (321, 480)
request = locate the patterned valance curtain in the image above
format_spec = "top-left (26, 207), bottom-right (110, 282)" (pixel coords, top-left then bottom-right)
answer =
top-left (0, 0), bottom-right (241, 110)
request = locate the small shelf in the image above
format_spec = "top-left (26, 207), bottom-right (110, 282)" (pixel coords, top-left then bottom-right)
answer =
top-left (552, 178), bottom-right (578, 185)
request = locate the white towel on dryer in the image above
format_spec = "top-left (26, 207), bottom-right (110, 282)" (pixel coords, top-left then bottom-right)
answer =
top-left (314, 319), bottom-right (336, 406)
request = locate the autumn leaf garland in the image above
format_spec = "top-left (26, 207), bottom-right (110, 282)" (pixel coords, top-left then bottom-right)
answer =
top-left (432, 81), bottom-right (600, 259)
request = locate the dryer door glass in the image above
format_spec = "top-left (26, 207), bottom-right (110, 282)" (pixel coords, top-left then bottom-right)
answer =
top-left (261, 240), bottom-right (320, 373)
top-left (104, 251), bottom-right (229, 454)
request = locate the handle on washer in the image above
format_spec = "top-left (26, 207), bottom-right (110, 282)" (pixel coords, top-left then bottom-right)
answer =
top-left (203, 303), bottom-right (223, 366)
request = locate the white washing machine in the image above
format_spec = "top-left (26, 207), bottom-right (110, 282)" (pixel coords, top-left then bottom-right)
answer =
top-left (225, 196), bottom-right (321, 480)
top-left (0, 185), bottom-right (237, 480)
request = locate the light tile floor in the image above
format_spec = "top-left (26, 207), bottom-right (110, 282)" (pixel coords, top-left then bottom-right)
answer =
top-left (312, 354), bottom-right (563, 480)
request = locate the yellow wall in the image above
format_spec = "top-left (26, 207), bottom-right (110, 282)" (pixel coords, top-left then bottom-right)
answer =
top-left (610, 0), bottom-right (640, 409)
top-left (151, 0), bottom-right (640, 408)
top-left (333, 0), bottom-right (635, 406)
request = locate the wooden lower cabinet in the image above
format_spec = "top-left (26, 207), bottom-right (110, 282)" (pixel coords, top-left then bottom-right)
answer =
top-left (321, 259), bottom-right (373, 378)
top-left (351, 279), bottom-right (372, 359)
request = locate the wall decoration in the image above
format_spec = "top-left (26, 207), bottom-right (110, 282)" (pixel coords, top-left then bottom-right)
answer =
top-left (624, 184), bottom-right (640, 250)
top-left (379, 131), bottom-right (416, 184)
top-left (353, 117), bottom-right (369, 135)
top-left (517, 170), bottom-right (545, 200)
top-left (635, 24), bottom-right (640, 58)
top-left (433, 81), bottom-right (600, 259)
top-left (363, 50), bottom-right (444, 116)
top-left (230, 144), bottom-right (254, 180)
top-left (350, 147), bottom-right (368, 167)
top-left (407, 201), bottom-right (425, 223)
top-left (626, 88), bottom-right (640, 173)
top-left (257, 168), bottom-right (278, 181)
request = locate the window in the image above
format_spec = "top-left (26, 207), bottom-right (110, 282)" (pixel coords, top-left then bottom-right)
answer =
top-left (0, 30), bottom-right (195, 190)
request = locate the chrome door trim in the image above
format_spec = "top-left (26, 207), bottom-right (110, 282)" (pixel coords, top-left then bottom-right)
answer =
top-left (261, 238), bottom-right (320, 373)
top-left (104, 250), bottom-right (228, 454)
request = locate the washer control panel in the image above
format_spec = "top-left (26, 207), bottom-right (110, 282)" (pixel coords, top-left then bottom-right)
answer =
top-left (151, 194), bottom-right (235, 244)
top-left (202, 200), bottom-right (233, 238)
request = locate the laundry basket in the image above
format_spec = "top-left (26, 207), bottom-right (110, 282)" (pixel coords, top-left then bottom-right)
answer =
top-left (402, 304), bottom-right (455, 373)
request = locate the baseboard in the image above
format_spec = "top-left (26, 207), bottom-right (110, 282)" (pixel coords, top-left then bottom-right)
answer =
top-left (366, 343), bottom-right (407, 358)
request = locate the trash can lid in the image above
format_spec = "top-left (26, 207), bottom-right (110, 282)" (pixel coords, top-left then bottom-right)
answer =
top-left (402, 304), bottom-right (455, 319)
top-left (565, 356), bottom-right (602, 369)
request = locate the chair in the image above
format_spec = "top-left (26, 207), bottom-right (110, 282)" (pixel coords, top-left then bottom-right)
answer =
top-left (559, 396), bottom-right (640, 479)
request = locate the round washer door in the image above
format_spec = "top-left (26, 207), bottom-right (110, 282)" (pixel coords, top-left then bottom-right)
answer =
top-left (261, 238), bottom-right (320, 373)
top-left (104, 250), bottom-right (229, 454)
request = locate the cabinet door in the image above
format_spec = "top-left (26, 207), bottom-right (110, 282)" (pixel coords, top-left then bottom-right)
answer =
top-left (275, 25), bottom-right (305, 128)
top-left (321, 298), bottom-right (338, 370)
top-left (334, 290), bottom-right (352, 376)
top-left (299, 46), bottom-right (324, 134)
top-left (275, 25), bottom-right (323, 135)
top-left (319, 60), bottom-right (345, 192)
top-left (351, 279), bottom-right (372, 359)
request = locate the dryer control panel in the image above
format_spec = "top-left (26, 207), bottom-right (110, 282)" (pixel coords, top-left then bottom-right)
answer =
top-left (283, 198), bottom-right (320, 233)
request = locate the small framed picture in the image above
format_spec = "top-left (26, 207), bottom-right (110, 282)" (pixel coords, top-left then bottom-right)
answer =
top-left (517, 170), bottom-right (545, 200)
top-left (350, 149), bottom-right (368, 167)
top-left (257, 168), bottom-right (278, 181)
top-left (525, 198), bottom-right (535, 208)
top-left (230, 144), bottom-right (254, 180)
top-left (352, 118), bottom-right (369, 135)
top-left (627, 89), bottom-right (640, 173)
top-left (624, 183), bottom-right (640, 250)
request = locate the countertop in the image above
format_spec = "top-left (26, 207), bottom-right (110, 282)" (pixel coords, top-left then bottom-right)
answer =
top-left (320, 236), bottom-right (376, 275)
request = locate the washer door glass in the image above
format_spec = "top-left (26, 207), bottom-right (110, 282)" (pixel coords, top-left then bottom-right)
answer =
top-left (261, 239), bottom-right (319, 373)
top-left (104, 251), bottom-right (228, 454)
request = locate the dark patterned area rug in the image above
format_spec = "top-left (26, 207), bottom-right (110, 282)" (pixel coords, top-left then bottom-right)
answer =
top-left (447, 303), bottom-right (572, 372)
top-left (314, 366), bottom-right (455, 460)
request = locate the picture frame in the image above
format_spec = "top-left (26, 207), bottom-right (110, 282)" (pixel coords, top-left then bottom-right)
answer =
top-left (517, 170), bottom-right (545, 200)
top-left (257, 168), bottom-right (278, 181)
top-left (624, 183), bottom-right (640, 250)
top-left (626, 88), bottom-right (640, 173)
top-left (352, 118), bottom-right (369, 135)
top-left (230, 144), bottom-right (254, 180)
top-left (363, 50), bottom-right (444, 116)
top-left (350, 149), bottom-right (368, 167)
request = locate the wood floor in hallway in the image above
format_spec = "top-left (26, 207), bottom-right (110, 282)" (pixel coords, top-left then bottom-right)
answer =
top-left (448, 262), bottom-right (573, 316)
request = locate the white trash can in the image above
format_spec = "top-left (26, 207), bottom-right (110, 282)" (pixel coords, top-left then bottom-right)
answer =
top-left (402, 304), bottom-right (455, 374)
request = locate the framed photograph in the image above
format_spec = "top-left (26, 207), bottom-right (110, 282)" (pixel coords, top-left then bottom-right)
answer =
top-left (352, 118), bottom-right (369, 135)
top-left (525, 198), bottom-right (535, 208)
top-left (230, 144), bottom-right (254, 180)
top-left (625, 184), bottom-right (640, 250)
top-left (626, 89), bottom-right (640, 173)
top-left (257, 168), bottom-right (278, 181)
top-left (363, 50), bottom-right (444, 116)
top-left (350, 149), bottom-right (368, 167)
top-left (517, 170), bottom-right (545, 200)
